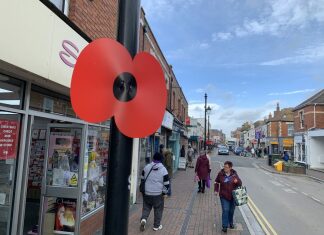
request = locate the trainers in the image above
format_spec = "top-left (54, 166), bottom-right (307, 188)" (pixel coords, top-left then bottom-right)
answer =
top-left (153, 225), bottom-right (163, 231)
top-left (222, 227), bottom-right (228, 233)
top-left (229, 224), bottom-right (235, 229)
top-left (140, 219), bottom-right (146, 231)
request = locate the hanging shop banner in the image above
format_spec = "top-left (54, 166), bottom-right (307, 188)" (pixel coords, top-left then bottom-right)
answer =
top-left (162, 111), bottom-right (174, 130)
top-left (0, 120), bottom-right (19, 160)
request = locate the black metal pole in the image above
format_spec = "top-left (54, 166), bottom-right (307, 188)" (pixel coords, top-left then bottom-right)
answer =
top-left (104, 1), bottom-right (140, 235)
top-left (204, 93), bottom-right (207, 150)
top-left (208, 114), bottom-right (210, 142)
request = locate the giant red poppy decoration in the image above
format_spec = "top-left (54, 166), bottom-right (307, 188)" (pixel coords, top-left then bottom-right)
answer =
top-left (71, 38), bottom-right (167, 138)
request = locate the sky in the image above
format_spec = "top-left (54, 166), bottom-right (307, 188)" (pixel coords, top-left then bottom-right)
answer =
top-left (141, 0), bottom-right (324, 136)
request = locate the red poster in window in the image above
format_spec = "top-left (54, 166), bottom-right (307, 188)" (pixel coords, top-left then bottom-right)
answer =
top-left (0, 120), bottom-right (19, 160)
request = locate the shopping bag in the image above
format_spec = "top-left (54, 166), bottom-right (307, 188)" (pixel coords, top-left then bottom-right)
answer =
top-left (206, 176), bottom-right (211, 188)
top-left (232, 186), bottom-right (248, 206)
top-left (194, 175), bottom-right (199, 182)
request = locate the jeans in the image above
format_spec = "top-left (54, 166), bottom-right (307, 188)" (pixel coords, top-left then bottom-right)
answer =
top-left (220, 197), bottom-right (236, 228)
top-left (198, 180), bottom-right (206, 192)
top-left (141, 195), bottom-right (164, 227)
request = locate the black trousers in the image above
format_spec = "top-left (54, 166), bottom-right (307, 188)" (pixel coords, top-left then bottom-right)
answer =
top-left (141, 195), bottom-right (164, 227)
top-left (198, 180), bottom-right (206, 191)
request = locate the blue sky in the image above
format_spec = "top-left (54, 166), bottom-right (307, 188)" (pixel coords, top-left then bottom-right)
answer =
top-left (141, 0), bottom-right (324, 136)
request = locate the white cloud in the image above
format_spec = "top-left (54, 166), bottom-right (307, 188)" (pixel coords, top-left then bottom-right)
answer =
top-left (268, 89), bottom-right (316, 96)
top-left (214, 0), bottom-right (324, 39)
top-left (199, 43), bottom-right (210, 49)
top-left (189, 100), bottom-right (279, 137)
top-left (212, 32), bottom-right (233, 41)
top-left (260, 43), bottom-right (324, 65)
top-left (141, 0), bottom-right (202, 18)
top-left (194, 84), bottom-right (217, 93)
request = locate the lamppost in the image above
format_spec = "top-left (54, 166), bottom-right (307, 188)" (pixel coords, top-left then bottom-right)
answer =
top-left (207, 107), bottom-right (211, 141)
top-left (204, 94), bottom-right (212, 150)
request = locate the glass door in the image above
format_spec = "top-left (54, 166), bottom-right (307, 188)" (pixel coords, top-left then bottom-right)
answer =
top-left (39, 124), bottom-right (85, 235)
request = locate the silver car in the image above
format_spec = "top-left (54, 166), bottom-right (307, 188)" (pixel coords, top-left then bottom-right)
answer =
top-left (218, 147), bottom-right (229, 155)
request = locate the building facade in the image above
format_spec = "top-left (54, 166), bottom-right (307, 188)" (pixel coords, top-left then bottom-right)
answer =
top-left (266, 104), bottom-right (294, 155)
top-left (293, 90), bottom-right (324, 169)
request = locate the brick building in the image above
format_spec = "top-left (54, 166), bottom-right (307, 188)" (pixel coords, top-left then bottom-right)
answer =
top-left (0, 1), bottom-right (188, 235)
top-left (266, 103), bottom-right (294, 155)
top-left (138, 9), bottom-right (188, 177)
top-left (293, 89), bottom-right (324, 169)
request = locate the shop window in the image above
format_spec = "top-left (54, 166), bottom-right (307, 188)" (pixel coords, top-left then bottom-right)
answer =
top-left (82, 126), bottom-right (109, 216)
top-left (288, 124), bottom-right (294, 136)
top-left (0, 74), bottom-right (24, 109)
top-left (0, 112), bottom-right (21, 235)
top-left (30, 85), bottom-right (77, 118)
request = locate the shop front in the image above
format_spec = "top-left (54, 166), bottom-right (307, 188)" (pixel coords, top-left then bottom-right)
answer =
top-left (266, 138), bottom-right (279, 154)
top-left (281, 137), bottom-right (294, 155)
top-left (0, 1), bottom-right (139, 234)
top-left (308, 130), bottom-right (324, 169)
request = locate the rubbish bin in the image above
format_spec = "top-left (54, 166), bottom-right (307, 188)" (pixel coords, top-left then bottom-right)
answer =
top-left (268, 155), bottom-right (272, 166)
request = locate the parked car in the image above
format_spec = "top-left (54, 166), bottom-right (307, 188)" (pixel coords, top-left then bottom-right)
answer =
top-left (218, 146), bottom-right (229, 155)
top-left (234, 147), bottom-right (244, 155)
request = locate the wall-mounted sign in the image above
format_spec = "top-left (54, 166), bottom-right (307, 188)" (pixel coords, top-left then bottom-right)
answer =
top-left (0, 120), bottom-right (19, 160)
top-left (162, 111), bottom-right (174, 130)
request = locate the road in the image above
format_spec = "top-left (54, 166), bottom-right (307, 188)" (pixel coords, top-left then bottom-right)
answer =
top-left (212, 151), bottom-right (324, 235)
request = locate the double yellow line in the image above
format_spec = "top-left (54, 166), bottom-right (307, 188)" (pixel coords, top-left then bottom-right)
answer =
top-left (248, 197), bottom-right (278, 235)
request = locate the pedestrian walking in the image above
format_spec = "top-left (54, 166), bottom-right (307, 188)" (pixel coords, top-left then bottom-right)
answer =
top-left (163, 148), bottom-right (173, 196)
top-left (263, 147), bottom-right (267, 157)
top-left (180, 145), bottom-right (186, 158)
top-left (195, 153), bottom-right (210, 193)
top-left (251, 147), bottom-right (255, 158)
top-left (140, 152), bottom-right (170, 232)
top-left (214, 161), bottom-right (242, 233)
top-left (187, 145), bottom-right (194, 168)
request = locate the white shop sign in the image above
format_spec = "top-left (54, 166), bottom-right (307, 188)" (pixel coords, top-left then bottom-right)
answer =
top-left (178, 157), bottom-right (186, 170)
top-left (0, 0), bottom-right (88, 88)
top-left (161, 111), bottom-right (174, 130)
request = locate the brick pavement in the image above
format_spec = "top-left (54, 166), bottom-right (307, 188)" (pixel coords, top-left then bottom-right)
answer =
top-left (128, 159), bottom-right (247, 235)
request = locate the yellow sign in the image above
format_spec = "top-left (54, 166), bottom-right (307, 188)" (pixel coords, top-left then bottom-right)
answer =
top-left (70, 173), bottom-right (78, 187)
top-left (270, 142), bottom-right (278, 145)
top-left (283, 139), bottom-right (293, 146)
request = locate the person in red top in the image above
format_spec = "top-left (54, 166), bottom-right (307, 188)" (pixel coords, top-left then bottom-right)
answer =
top-left (214, 161), bottom-right (242, 233)
top-left (195, 154), bottom-right (210, 193)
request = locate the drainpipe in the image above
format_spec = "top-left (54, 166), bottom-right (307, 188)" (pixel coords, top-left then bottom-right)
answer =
top-left (308, 103), bottom-right (317, 131)
top-left (314, 103), bottom-right (317, 129)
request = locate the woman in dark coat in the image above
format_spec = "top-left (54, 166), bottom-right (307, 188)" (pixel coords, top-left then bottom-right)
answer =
top-left (195, 154), bottom-right (210, 193)
top-left (214, 161), bottom-right (242, 233)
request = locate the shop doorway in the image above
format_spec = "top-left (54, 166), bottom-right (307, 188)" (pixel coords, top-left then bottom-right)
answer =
top-left (23, 117), bottom-right (84, 235)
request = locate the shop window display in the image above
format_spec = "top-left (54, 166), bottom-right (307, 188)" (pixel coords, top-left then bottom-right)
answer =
top-left (82, 126), bottom-right (109, 215)
top-left (46, 127), bottom-right (82, 188)
top-left (0, 113), bottom-right (21, 235)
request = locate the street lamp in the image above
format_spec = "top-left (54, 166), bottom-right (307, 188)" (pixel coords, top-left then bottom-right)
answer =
top-left (207, 106), bottom-right (211, 143)
top-left (204, 94), bottom-right (212, 150)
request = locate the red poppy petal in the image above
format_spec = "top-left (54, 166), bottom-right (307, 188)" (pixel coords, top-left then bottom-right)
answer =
top-left (71, 38), bottom-right (133, 123)
top-left (115, 53), bottom-right (167, 138)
